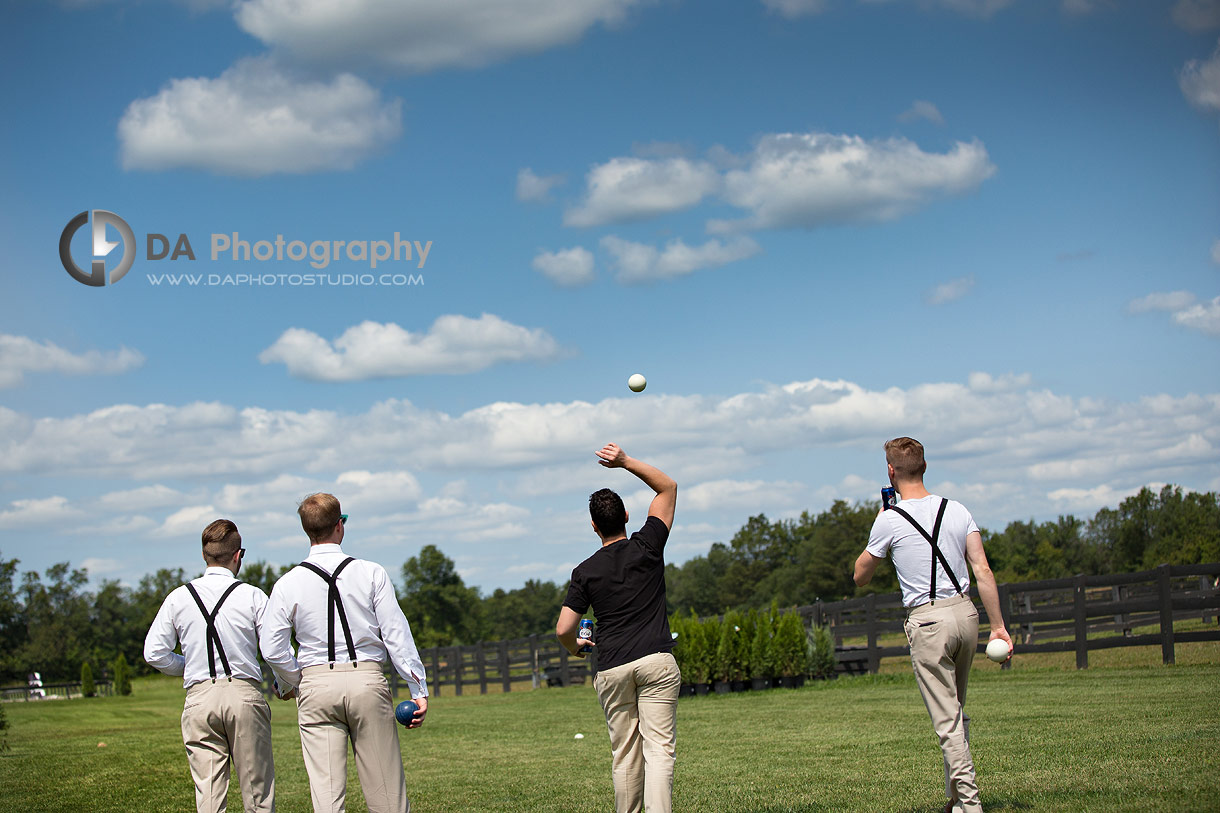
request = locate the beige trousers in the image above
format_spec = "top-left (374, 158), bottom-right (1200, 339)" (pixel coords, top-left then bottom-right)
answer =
top-left (297, 663), bottom-right (408, 813)
top-left (593, 651), bottom-right (681, 813)
top-left (181, 678), bottom-right (275, 813)
top-left (905, 593), bottom-right (983, 813)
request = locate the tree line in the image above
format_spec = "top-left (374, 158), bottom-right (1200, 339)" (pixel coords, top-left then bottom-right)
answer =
top-left (2, 484), bottom-right (1216, 684)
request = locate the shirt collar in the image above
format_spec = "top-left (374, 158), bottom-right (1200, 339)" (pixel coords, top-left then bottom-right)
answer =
top-left (203, 566), bottom-right (235, 578)
top-left (308, 543), bottom-right (344, 558)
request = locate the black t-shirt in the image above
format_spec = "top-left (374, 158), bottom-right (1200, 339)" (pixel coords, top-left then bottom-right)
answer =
top-left (563, 515), bottom-right (673, 671)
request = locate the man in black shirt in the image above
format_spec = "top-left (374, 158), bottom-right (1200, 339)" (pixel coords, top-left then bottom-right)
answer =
top-left (557, 443), bottom-right (680, 813)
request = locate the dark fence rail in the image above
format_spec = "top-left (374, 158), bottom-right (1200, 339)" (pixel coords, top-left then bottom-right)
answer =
top-left (403, 563), bottom-right (1219, 693)
top-left (805, 562), bottom-right (1220, 674)
top-left (0, 680), bottom-right (115, 701)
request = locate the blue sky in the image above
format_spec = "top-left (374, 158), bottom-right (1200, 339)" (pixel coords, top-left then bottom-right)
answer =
top-left (1, 0), bottom-right (1218, 594)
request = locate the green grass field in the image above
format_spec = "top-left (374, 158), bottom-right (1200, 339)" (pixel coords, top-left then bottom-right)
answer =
top-left (2, 656), bottom-right (1218, 812)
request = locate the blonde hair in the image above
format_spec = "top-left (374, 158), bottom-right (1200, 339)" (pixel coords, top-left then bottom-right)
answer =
top-left (298, 493), bottom-right (342, 543)
top-left (884, 437), bottom-right (927, 481)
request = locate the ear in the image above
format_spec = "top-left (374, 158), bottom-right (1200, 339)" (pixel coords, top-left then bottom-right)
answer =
top-left (624, 509), bottom-right (630, 525)
top-left (590, 518), bottom-right (599, 537)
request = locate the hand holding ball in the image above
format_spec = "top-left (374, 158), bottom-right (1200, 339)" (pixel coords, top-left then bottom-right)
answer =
top-left (985, 638), bottom-right (1011, 663)
top-left (628, 374), bottom-right (647, 392)
top-left (395, 699), bottom-right (419, 727)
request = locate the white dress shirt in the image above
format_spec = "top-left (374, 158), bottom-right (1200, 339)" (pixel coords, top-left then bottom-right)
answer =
top-left (261, 544), bottom-right (429, 697)
top-left (867, 494), bottom-right (978, 608)
top-left (144, 567), bottom-right (269, 688)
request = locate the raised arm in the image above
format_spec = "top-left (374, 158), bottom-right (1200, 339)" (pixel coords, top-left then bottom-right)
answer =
top-left (595, 443), bottom-right (677, 529)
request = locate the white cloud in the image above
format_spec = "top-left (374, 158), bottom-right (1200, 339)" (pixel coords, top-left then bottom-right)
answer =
top-left (532, 247), bottom-right (596, 287)
top-left (118, 57), bottom-right (402, 176)
top-left (898, 100), bottom-right (946, 125)
top-left (710, 133), bottom-right (995, 233)
top-left (679, 479), bottom-right (808, 512)
top-left (0, 335), bottom-right (143, 389)
top-left (925, 274), bottom-right (976, 305)
top-left (1128, 290), bottom-right (1198, 314)
top-left (600, 236), bottom-right (760, 283)
top-left (564, 157), bottom-right (721, 227)
top-left (234, 0), bottom-right (643, 73)
top-left (967, 372), bottom-right (1033, 393)
top-left (96, 485), bottom-right (194, 512)
top-left (1172, 296), bottom-right (1220, 336)
top-left (80, 557), bottom-right (124, 577)
top-left (0, 496), bottom-right (82, 529)
top-left (760, 0), bottom-right (828, 17)
top-left (517, 168), bottom-right (566, 202)
top-left (1180, 40), bottom-right (1220, 112)
top-left (259, 315), bottom-right (565, 381)
top-left (1128, 291), bottom-right (1220, 337)
top-left (1173, 0), bottom-right (1220, 32)
top-left (4, 377), bottom-right (1217, 504)
top-left (155, 505), bottom-right (219, 538)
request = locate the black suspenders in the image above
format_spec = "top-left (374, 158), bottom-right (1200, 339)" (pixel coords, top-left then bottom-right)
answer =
top-left (184, 581), bottom-right (243, 682)
top-left (890, 498), bottom-right (963, 603)
top-left (298, 557), bottom-right (358, 665)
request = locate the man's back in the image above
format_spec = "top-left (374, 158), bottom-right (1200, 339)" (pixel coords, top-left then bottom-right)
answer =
top-left (566, 515), bottom-right (672, 671)
top-left (868, 494), bottom-right (977, 608)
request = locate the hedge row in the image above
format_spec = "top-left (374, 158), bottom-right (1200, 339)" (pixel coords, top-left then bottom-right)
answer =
top-left (669, 601), bottom-right (835, 684)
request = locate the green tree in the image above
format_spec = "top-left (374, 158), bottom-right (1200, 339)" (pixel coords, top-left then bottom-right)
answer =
top-left (400, 546), bottom-right (483, 647)
top-left (18, 563), bottom-right (92, 681)
top-left (482, 579), bottom-right (566, 640)
top-left (112, 652), bottom-right (132, 696)
top-left (80, 662), bottom-right (96, 697)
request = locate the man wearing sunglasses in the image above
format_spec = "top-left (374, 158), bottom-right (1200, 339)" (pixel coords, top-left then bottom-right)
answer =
top-left (262, 493), bottom-right (428, 813)
top-left (144, 518), bottom-right (280, 813)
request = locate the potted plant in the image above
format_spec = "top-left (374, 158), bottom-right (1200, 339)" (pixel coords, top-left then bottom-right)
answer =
top-left (713, 611), bottom-right (739, 694)
top-left (669, 612), bottom-right (695, 697)
top-left (749, 606), bottom-right (774, 690)
top-left (807, 622), bottom-right (836, 680)
top-left (773, 610), bottom-right (806, 688)
top-left (695, 615), bottom-right (720, 695)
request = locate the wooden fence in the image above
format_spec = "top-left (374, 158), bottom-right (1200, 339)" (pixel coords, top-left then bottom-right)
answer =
top-left (407, 562), bottom-right (1220, 693)
top-left (807, 562), bottom-right (1220, 674)
top-left (0, 680), bottom-right (115, 701)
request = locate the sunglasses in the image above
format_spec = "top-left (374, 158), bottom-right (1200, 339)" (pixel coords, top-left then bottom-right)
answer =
top-left (339, 514), bottom-right (348, 526)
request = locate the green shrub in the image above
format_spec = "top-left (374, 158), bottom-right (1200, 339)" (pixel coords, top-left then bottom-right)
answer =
top-left (0, 700), bottom-right (9, 752)
top-left (749, 606), bottom-right (774, 679)
top-left (807, 623), bottom-right (835, 679)
top-left (716, 610), bottom-right (750, 682)
top-left (80, 662), bottom-right (96, 698)
top-left (112, 653), bottom-right (132, 696)
top-left (697, 615), bottom-right (722, 684)
top-left (773, 610), bottom-right (807, 677)
top-left (740, 609), bottom-right (759, 679)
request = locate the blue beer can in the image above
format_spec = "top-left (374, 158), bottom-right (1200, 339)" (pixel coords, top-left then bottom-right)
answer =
top-left (881, 486), bottom-right (897, 510)
top-left (578, 619), bottom-right (594, 654)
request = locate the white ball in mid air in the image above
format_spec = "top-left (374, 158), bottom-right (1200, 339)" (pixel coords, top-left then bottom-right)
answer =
top-left (628, 373), bottom-right (647, 392)
top-left (985, 638), bottom-right (1011, 663)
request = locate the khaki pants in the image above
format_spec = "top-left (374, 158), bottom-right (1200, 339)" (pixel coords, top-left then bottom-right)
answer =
top-left (905, 593), bottom-right (983, 813)
top-left (593, 651), bottom-right (681, 813)
top-left (181, 678), bottom-right (275, 813)
top-left (297, 663), bottom-right (408, 813)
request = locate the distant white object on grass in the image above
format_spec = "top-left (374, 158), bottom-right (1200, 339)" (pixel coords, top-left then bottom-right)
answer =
top-left (985, 638), bottom-right (1011, 663)
top-left (671, 632), bottom-right (678, 639)
top-left (574, 733), bottom-right (585, 739)
top-left (628, 373), bottom-right (646, 392)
